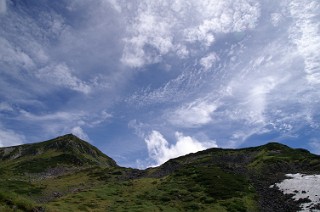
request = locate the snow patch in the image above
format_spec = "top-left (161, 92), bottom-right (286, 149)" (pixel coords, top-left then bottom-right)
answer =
top-left (271, 173), bottom-right (320, 211)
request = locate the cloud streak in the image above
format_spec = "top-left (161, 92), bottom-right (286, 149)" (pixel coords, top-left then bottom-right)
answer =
top-left (0, 0), bottom-right (6, 14)
top-left (36, 64), bottom-right (91, 94)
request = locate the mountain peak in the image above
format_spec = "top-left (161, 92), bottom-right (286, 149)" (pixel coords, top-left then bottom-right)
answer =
top-left (43, 134), bottom-right (89, 150)
top-left (58, 133), bottom-right (78, 138)
top-left (0, 134), bottom-right (117, 173)
top-left (259, 142), bottom-right (290, 150)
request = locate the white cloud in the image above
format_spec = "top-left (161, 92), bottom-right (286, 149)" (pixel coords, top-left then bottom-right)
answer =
top-left (184, 26), bottom-right (215, 47)
top-left (145, 130), bottom-right (217, 166)
top-left (200, 52), bottom-right (219, 70)
top-left (71, 126), bottom-right (90, 142)
top-left (184, 1), bottom-right (260, 45)
top-left (36, 64), bottom-right (91, 94)
top-left (0, 0), bottom-right (6, 14)
top-left (169, 100), bottom-right (217, 128)
top-left (121, 6), bottom-right (174, 67)
top-left (175, 44), bottom-right (189, 58)
top-left (0, 127), bottom-right (25, 147)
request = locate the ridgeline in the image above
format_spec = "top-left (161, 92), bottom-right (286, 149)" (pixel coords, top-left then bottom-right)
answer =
top-left (0, 134), bottom-right (319, 211)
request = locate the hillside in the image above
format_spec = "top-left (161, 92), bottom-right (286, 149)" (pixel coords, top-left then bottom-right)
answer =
top-left (0, 134), bottom-right (117, 173)
top-left (0, 135), bottom-right (320, 211)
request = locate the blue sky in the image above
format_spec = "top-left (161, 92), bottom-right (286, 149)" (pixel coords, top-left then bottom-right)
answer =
top-left (0, 0), bottom-right (320, 168)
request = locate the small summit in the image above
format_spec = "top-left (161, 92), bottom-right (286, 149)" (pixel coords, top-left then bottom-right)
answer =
top-left (0, 134), bottom-right (117, 174)
top-left (57, 133), bottom-right (79, 139)
top-left (258, 142), bottom-right (290, 150)
top-left (39, 134), bottom-right (118, 167)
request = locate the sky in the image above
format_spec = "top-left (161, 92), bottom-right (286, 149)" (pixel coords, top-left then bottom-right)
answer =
top-left (0, 0), bottom-right (319, 168)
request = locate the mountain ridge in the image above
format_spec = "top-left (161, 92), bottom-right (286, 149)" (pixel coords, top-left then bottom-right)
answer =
top-left (1, 134), bottom-right (320, 211)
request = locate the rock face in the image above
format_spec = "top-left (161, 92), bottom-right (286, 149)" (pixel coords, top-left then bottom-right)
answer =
top-left (1, 135), bottom-right (320, 212)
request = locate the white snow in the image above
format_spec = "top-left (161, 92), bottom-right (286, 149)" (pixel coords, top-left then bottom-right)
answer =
top-left (271, 173), bottom-right (320, 211)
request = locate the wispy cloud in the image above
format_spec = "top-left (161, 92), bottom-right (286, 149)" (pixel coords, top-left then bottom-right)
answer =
top-left (0, 126), bottom-right (25, 147)
top-left (0, 0), bottom-right (6, 14)
top-left (36, 64), bottom-right (91, 94)
top-left (19, 110), bottom-right (83, 122)
top-left (0, 37), bottom-right (35, 69)
top-left (0, 102), bottom-right (13, 112)
top-left (14, 109), bottom-right (111, 142)
top-left (169, 100), bottom-right (217, 128)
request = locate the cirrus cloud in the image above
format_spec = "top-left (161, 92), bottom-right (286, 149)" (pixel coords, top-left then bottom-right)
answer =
top-left (36, 63), bottom-right (91, 94)
top-left (120, 0), bottom-right (260, 67)
top-left (169, 100), bottom-right (217, 128)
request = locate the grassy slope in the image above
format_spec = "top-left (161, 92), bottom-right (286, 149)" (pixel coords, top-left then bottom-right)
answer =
top-left (44, 166), bottom-right (257, 212)
top-left (1, 137), bottom-right (320, 211)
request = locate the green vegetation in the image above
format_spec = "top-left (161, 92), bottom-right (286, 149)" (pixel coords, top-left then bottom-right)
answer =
top-left (0, 134), bottom-right (319, 211)
top-left (15, 154), bottom-right (88, 173)
top-left (0, 189), bottom-right (40, 211)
